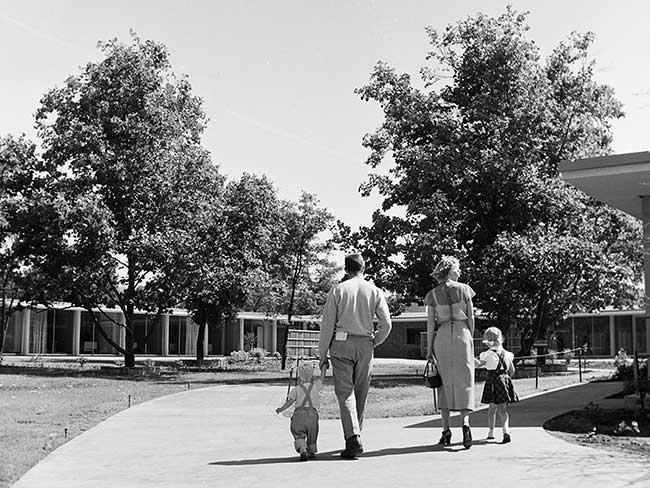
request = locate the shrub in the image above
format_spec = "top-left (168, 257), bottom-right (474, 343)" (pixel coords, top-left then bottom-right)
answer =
top-left (614, 349), bottom-right (630, 369)
top-left (243, 332), bottom-right (257, 351)
top-left (143, 359), bottom-right (160, 376)
top-left (249, 348), bottom-right (267, 360)
top-left (612, 349), bottom-right (647, 381)
top-left (229, 350), bottom-right (249, 362)
top-left (561, 348), bottom-right (574, 364)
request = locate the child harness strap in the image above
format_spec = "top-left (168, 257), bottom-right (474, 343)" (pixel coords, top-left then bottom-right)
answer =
top-left (492, 350), bottom-right (507, 374)
top-left (298, 382), bottom-right (315, 409)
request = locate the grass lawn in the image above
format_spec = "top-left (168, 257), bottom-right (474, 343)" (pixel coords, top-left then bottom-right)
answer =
top-left (0, 360), bottom-right (609, 488)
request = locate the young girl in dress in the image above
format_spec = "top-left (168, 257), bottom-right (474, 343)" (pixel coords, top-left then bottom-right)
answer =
top-left (476, 327), bottom-right (518, 443)
top-left (276, 361), bottom-right (325, 461)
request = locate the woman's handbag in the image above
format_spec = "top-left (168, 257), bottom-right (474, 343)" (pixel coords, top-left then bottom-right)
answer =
top-left (424, 358), bottom-right (442, 389)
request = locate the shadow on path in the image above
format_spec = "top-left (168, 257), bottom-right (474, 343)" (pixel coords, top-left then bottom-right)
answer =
top-left (405, 381), bottom-right (623, 429)
top-left (210, 450), bottom-right (342, 466)
top-left (210, 441), bottom-right (502, 466)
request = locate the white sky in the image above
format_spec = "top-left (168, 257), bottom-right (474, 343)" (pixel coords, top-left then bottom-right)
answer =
top-left (2, 0), bottom-right (649, 238)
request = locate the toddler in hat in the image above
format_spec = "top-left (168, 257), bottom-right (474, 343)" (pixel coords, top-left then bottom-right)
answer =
top-left (276, 361), bottom-right (325, 460)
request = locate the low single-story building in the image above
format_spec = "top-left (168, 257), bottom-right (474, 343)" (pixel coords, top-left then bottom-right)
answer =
top-left (2, 303), bottom-right (646, 359)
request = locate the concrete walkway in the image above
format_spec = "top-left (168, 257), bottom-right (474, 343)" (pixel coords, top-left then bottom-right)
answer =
top-left (13, 381), bottom-right (650, 488)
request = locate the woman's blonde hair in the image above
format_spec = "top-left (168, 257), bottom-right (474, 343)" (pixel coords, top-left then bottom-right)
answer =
top-left (432, 256), bottom-right (460, 282)
top-left (482, 327), bottom-right (504, 347)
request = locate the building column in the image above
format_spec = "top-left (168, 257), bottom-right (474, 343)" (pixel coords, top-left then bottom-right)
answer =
top-left (632, 314), bottom-right (638, 354)
top-left (609, 315), bottom-right (616, 356)
top-left (271, 319), bottom-right (277, 353)
top-left (203, 324), bottom-right (209, 357)
top-left (119, 318), bottom-right (126, 350)
top-left (20, 309), bottom-right (30, 354)
top-left (221, 325), bottom-right (226, 355)
top-left (256, 324), bottom-right (264, 349)
top-left (642, 196), bottom-right (650, 358)
top-left (302, 321), bottom-right (307, 330)
top-left (238, 318), bottom-right (245, 351)
top-left (161, 315), bottom-right (169, 356)
top-left (72, 310), bottom-right (81, 356)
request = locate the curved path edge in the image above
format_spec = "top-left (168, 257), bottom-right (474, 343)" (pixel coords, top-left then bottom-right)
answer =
top-left (13, 380), bottom-right (649, 488)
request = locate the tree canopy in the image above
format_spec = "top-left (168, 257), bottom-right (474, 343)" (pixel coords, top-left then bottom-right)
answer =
top-left (0, 135), bottom-right (40, 355)
top-left (341, 8), bottom-right (642, 352)
top-left (24, 34), bottom-right (220, 366)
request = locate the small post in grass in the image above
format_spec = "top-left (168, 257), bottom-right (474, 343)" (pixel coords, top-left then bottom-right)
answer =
top-left (578, 347), bottom-right (582, 383)
top-left (535, 356), bottom-right (539, 390)
top-left (64, 428), bottom-right (68, 439)
top-left (128, 394), bottom-right (131, 408)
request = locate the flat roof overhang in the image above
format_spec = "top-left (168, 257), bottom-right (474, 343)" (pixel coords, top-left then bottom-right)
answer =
top-left (559, 151), bottom-right (650, 219)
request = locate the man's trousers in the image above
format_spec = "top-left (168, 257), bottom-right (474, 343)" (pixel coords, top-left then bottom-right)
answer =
top-left (330, 335), bottom-right (374, 440)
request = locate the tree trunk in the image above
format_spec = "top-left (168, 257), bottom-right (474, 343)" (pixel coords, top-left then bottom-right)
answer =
top-left (196, 321), bottom-right (206, 365)
top-left (124, 351), bottom-right (135, 368)
top-left (281, 297), bottom-right (296, 370)
top-left (0, 316), bottom-right (7, 356)
top-left (521, 291), bottom-right (548, 362)
top-left (280, 323), bottom-right (290, 370)
top-left (122, 324), bottom-right (136, 367)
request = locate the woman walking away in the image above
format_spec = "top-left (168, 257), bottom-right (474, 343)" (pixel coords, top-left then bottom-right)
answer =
top-left (425, 256), bottom-right (476, 449)
top-left (477, 327), bottom-right (518, 444)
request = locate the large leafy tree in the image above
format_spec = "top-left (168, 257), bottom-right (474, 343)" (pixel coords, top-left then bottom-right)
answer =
top-left (0, 135), bottom-right (39, 356)
top-left (182, 173), bottom-right (286, 363)
top-left (243, 192), bottom-right (337, 367)
top-left (30, 34), bottom-right (218, 367)
top-left (341, 8), bottom-right (641, 353)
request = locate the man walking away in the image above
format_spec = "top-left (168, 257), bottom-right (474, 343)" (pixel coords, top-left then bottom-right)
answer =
top-left (319, 253), bottom-right (392, 459)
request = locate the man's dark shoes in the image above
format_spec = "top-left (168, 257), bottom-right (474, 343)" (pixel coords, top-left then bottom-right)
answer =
top-left (340, 435), bottom-right (363, 459)
top-left (501, 433), bottom-right (511, 444)
top-left (462, 425), bottom-right (472, 449)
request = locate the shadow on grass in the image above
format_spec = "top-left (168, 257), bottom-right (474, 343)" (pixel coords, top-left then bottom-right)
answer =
top-left (0, 365), bottom-right (425, 388)
top-left (0, 365), bottom-right (289, 385)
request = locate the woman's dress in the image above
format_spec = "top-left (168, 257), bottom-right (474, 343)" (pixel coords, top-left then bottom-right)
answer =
top-left (424, 281), bottom-right (475, 411)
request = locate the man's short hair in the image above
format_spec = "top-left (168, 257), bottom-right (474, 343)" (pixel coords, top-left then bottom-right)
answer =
top-left (345, 253), bottom-right (365, 273)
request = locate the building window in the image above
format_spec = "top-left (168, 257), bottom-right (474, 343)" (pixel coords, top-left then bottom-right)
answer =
top-left (406, 328), bottom-right (424, 345)
top-left (615, 315), bottom-right (633, 354)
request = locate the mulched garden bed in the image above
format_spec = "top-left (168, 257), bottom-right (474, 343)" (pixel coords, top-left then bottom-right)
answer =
top-left (544, 403), bottom-right (650, 458)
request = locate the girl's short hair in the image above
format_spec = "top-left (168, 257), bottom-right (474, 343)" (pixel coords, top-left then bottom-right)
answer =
top-left (433, 256), bottom-right (460, 282)
top-left (482, 327), bottom-right (504, 347)
top-left (297, 361), bottom-right (315, 382)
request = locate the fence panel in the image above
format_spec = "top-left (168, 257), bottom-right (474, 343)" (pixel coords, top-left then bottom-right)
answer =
top-left (286, 329), bottom-right (320, 358)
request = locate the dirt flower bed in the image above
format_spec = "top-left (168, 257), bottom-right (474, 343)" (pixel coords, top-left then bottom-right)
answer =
top-left (544, 404), bottom-right (650, 459)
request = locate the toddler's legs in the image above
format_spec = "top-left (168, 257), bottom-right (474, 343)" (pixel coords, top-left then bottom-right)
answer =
top-left (306, 411), bottom-right (319, 455)
top-left (487, 403), bottom-right (497, 438)
top-left (496, 403), bottom-right (510, 435)
top-left (290, 411), bottom-right (309, 458)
